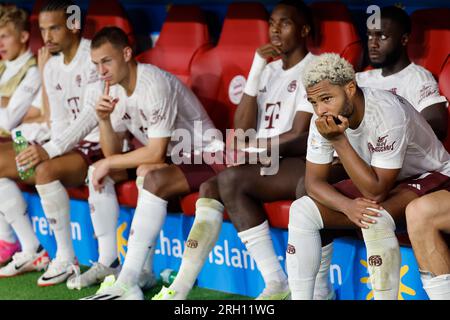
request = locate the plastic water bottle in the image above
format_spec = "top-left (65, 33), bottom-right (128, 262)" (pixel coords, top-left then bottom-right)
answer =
top-left (160, 268), bottom-right (178, 286)
top-left (13, 131), bottom-right (34, 180)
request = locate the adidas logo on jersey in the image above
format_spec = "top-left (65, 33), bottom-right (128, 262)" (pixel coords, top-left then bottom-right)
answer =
top-left (55, 84), bottom-right (62, 91)
top-left (408, 183), bottom-right (421, 190)
top-left (259, 86), bottom-right (267, 93)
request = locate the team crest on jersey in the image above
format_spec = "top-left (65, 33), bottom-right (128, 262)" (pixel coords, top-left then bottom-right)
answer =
top-left (368, 135), bottom-right (396, 153)
top-left (287, 80), bottom-right (297, 93)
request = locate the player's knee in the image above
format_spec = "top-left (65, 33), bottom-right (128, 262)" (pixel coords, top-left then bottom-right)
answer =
top-left (361, 209), bottom-right (396, 242)
top-left (136, 164), bottom-right (151, 178)
top-left (289, 196), bottom-right (323, 232)
top-left (199, 178), bottom-right (219, 199)
top-left (217, 167), bottom-right (246, 199)
top-left (34, 160), bottom-right (57, 184)
top-left (406, 197), bottom-right (433, 236)
top-left (143, 169), bottom-right (168, 198)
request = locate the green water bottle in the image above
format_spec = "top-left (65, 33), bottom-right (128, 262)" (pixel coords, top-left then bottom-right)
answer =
top-left (13, 131), bottom-right (34, 180)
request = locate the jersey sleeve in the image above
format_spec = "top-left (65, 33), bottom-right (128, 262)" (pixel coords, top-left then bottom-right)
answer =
top-left (0, 67), bottom-right (41, 131)
top-left (306, 116), bottom-right (335, 164)
top-left (412, 76), bottom-right (448, 112)
top-left (42, 82), bottom-right (99, 158)
top-left (370, 126), bottom-right (408, 169)
top-left (295, 82), bottom-right (314, 113)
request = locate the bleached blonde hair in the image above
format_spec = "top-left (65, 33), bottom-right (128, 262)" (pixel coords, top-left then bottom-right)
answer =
top-left (303, 53), bottom-right (355, 88)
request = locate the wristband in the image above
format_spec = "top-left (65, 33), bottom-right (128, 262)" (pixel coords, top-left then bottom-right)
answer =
top-left (244, 52), bottom-right (267, 97)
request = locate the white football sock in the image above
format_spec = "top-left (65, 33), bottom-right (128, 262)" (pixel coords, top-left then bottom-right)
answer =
top-left (36, 181), bottom-right (74, 262)
top-left (0, 178), bottom-right (39, 253)
top-left (421, 272), bottom-right (450, 300)
top-left (117, 189), bottom-right (167, 287)
top-left (361, 208), bottom-right (400, 300)
top-left (286, 196), bottom-right (323, 300)
top-left (0, 213), bottom-right (16, 243)
top-left (171, 198), bottom-right (224, 296)
top-left (238, 220), bottom-right (288, 288)
top-left (313, 242), bottom-right (334, 300)
top-left (88, 166), bottom-right (119, 267)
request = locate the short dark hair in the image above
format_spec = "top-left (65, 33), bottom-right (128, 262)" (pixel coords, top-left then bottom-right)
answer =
top-left (277, 0), bottom-right (314, 36)
top-left (91, 26), bottom-right (130, 50)
top-left (40, 0), bottom-right (76, 18)
top-left (381, 6), bottom-right (411, 35)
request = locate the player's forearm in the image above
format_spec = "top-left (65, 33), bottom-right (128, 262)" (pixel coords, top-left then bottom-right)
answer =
top-left (306, 178), bottom-right (352, 213)
top-left (332, 136), bottom-right (386, 201)
top-left (259, 130), bottom-right (308, 157)
top-left (106, 146), bottom-right (166, 170)
top-left (98, 119), bottom-right (122, 156)
top-left (234, 94), bottom-right (258, 131)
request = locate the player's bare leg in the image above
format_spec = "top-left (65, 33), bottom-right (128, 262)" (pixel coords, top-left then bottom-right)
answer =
top-left (406, 190), bottom-right (450, 299)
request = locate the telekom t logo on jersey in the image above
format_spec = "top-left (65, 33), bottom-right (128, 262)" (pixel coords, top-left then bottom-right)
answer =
top-left (264, 102), bottom-right (281, 129)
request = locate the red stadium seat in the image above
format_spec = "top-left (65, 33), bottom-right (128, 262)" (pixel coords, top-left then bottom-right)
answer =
top-left (82, 0), bottom-right (134, 42)
top-left (29, 0), bottom-right (46, 54)
top-left (116, 181), bottom-right (138, 208)
top-left (190, 2), bottom-right (269, 134)
top-left (308, 1), bottom-right (364, 71)
top-left (409, 8), bottom-right (450, 78)
top-left (136, 5), bottom-right (211, 87)
top-left (439, 56), bottom-right (450, 152)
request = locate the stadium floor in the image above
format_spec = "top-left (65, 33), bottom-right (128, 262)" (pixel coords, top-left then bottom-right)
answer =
top-left (0, 267), bottom-right (250, 300)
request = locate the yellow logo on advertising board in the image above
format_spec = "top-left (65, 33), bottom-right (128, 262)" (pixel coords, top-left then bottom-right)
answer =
top-left (117, 222), bottom-right (128, 264)
top-left (360, 259), bottom-right (416, 300)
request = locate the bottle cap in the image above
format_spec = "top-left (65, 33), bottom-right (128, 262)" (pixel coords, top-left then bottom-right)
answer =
top-left (15, 131), bottom-right (22, 137)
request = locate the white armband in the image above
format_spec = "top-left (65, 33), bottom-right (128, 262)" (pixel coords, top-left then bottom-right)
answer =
top-left (244, 52), bottom-right (267, 97)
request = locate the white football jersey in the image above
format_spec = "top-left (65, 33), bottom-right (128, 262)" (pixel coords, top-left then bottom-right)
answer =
top-left (307, 87), bottom-right (450, 180)
top-left (43, 38), bottom-right (99, 150)
top-left (256, 53), bottom-right (315, 138)
top-left (83, 63), bottom-right (222, 155)
top-left (0, 49), bottom-right (40, 131)
top-left (356, 63), bottom-right (448, 112)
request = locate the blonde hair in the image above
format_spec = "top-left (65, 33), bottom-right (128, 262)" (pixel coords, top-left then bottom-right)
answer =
top-left (0, 5), bottom-right (30, 33)
top-left (303, 53), bottom-right (355, 88)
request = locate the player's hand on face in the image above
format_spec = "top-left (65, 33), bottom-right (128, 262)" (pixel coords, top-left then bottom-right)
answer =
top-left (92, 159), bottom-right (110, 192)
top-left (16, 144), bottom-right (50, 170)
top-left (342, 198), bottom-right (383, 229)
top-left (96, 81), bottom-right (119, 121)
top-left (315, 115), bottom-right (349, 140)
top-left (38, 47), bottom-right (51, 76)
top-left (256, 44), bottom-right (283, 60)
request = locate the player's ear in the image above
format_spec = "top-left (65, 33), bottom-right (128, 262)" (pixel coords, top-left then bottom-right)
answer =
top-left (301, 24), bottom-right (311, 38)
top-left (123, 46), bottom-right (132, 62)
top-left (401, 33), bottom-right (409, 46)
top-left (344, 80), bottom-right (357, 98)
top-left (20, 30), bottom-right (30, 44)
